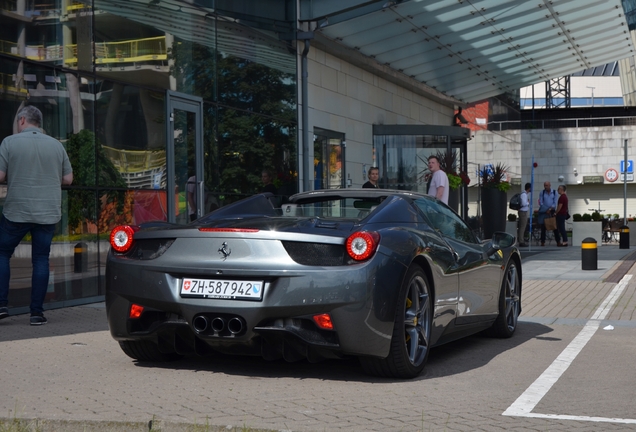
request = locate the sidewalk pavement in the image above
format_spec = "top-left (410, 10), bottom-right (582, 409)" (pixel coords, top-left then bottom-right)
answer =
top-left (1, 244), bottom-right (635, 431)
top-left (518, 243), bottom-right (636, 327)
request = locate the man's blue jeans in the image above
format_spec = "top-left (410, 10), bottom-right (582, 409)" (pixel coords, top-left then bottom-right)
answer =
top-left (0, 216), bottom-right (56, 314)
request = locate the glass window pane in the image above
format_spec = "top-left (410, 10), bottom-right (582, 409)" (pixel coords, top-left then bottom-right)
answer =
top-left (374, 134), bottom-right (448, 192)
top-left (217, 107), bottom-right (297, 204)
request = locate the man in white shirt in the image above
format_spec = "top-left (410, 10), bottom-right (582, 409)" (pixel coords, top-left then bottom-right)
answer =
top-left (517, 183), bottom-right (531, 247)
top-left (427, 155), bottom-right (449, 204)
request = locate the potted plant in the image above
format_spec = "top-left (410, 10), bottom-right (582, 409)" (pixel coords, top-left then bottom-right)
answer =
top-left (479, 163), bottom-right (510, 239)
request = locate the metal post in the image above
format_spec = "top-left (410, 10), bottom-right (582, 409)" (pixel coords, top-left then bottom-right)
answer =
top-left (529, 155), bottom-right (535, 252)
top-left (582, 238), bottom-right (598, 270)
top-left (624, 139), bottom-right (628, 226)
top-left (300, 35), bottom-right (313, 192)
top-left (477, 163), bottom-right (481, 238)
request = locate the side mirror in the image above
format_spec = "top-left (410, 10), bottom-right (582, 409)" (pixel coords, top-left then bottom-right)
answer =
top-left (486, 231), bottom-right (515, 256)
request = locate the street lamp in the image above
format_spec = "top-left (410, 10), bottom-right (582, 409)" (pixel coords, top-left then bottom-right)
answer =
top-left (586, 86), bottom-right (595, 107)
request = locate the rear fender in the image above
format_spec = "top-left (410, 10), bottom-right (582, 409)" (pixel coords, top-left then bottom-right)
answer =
top-left (372, 229), bottom-right (456, 322)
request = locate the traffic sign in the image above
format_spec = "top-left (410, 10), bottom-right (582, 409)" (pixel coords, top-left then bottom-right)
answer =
top-left (605, 168), bottom-right (619, 182)
top-left (620, 160), bottom-right (633, 174)
top-left (620, 173), bottom-right (634, 182)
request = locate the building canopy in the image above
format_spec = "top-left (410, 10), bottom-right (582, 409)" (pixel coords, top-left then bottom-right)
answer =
top-left (302, 0), bottom-right (635, 103)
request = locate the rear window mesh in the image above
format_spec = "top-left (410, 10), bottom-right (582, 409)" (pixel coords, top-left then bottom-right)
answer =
top-left (282, 242), bottom-right (347, 266)
top-left (122, 239), bottom-right (174, 260)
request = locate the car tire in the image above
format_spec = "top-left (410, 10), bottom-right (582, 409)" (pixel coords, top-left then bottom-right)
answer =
top-left (487, 259), bottom-right (521, 338)
top-left (119, 340), bottom-right (183, 362)
top-left (360, 266), bottom-right (432, 379)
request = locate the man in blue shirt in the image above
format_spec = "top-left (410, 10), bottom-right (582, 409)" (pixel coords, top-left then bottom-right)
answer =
top-left (538, 181), bottom-right (558, 246)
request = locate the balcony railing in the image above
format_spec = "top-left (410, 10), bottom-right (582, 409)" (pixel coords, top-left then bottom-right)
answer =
top-left (1, 36), bottom-right (167, 65)
top-left (488, 117), bottom-right (636, 131)
top-left (65, 36), bottom-right (168, 66)
top-left (0, 0), bottom-right (88, 13)
top-left (0, 73), bottom-right (28, 94)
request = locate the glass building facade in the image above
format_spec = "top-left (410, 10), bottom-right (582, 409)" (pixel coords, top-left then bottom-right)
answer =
top-left (0, 0), bottom-right (298, 311)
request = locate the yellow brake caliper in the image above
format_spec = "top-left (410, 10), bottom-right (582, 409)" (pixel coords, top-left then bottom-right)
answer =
top-left (406, 297), bottom-right (414, 342)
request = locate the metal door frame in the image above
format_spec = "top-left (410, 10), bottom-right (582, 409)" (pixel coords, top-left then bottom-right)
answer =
top-left (166, 90), bottom-right (204, 223)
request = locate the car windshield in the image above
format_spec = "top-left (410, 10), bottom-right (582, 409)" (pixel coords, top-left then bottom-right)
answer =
top-left (283, 197), bottom-right (382, 220)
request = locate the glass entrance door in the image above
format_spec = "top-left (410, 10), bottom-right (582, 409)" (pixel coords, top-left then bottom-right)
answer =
top-left (166, 91), bottom-right (203, 224)
top-left (314, 128), bottom-right (345, 190)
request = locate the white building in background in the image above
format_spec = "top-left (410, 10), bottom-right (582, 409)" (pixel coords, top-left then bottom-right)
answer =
top-left (462, 60), bottom-right (636, 225)
top-left (520, 62), bottom-right (624, 109)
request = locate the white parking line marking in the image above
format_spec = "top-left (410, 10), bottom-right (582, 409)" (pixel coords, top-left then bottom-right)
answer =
top-left (503, 275), bottom-right (633, 423)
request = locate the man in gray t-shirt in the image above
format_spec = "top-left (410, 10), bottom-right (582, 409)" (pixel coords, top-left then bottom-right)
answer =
top-left (427, 155), bottom-right (449, 204)
top-left (0, 105), bottom-right (73, 326)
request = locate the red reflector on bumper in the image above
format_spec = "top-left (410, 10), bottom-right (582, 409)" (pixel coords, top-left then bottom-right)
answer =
top-left (313, 313), bottom-right (334, 330)
top-left (129, 304), bottom-right (144, 319)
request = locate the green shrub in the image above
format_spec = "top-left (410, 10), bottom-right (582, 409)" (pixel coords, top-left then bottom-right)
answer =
top-left (572, 213), bottom-right (583, 221)
top-left (582, 213), bottom-right (592, 221)
top-left (508, 213), bottom-right (517, 221)
top-left (591, 211), bottom-right (602, 221)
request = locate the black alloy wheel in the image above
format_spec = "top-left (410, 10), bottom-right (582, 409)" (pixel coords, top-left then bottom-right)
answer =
top-left (489, 260), bottom-right (521, 338)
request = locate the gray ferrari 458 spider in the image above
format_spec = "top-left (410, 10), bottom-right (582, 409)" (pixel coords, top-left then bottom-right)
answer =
top-left (106, 189), bottom-right (522, 378)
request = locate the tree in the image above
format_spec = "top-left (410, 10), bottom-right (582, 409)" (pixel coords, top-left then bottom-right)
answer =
top-left (65, 129), bottom-right (128, 232)
top-left (169, 39), bottom-right (297, 198)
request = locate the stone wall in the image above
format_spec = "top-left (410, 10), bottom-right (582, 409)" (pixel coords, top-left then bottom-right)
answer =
top-left (306, 46), bottom-right (454, 187)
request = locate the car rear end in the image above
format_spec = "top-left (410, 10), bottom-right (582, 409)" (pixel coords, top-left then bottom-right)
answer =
top-left (105, 216), bottom-right (402, 362)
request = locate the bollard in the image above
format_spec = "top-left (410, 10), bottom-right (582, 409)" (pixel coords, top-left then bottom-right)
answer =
top-left (74, 242), bottom-right (88, 273)
top-left (620, 225), bottom-right (630, 249)
top-left (581, 237), bottom-right (597, 270)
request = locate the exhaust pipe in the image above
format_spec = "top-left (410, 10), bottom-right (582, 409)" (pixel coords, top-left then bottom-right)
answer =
top-left (192, 315), bottom-right (208, 333)
top-left (228, 317), bottom-right (244, 335)
top-left (211, 317), bottom-right (226, 333)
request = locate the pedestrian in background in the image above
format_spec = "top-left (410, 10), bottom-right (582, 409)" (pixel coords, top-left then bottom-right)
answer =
top-left (427, 155), bottom-right (449, 204)
top-left (186, 173), bottom-right (198, 222)
top-left (537, 181), bottom-right (558, 246)
top-left (363, 167), bottom-right (379, 188)
top-left (0, 106), bottom-right (73, 325)
top-left (261, 169), bottom-right (278, 195)
top-left (555, 185), bottom-right (569, 247)
top-left (517, 182), bottom-right (531, 247)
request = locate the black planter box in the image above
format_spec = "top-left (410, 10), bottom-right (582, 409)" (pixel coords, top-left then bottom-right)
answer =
top-left (481, 187), bottom-right (507, 239)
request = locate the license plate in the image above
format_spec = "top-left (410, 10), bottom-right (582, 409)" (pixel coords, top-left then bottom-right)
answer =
top-left (181, 278), bottom-right (264, 300)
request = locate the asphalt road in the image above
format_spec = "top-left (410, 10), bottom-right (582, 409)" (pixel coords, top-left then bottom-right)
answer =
top-left (1, 245), bottom-right (636, 431)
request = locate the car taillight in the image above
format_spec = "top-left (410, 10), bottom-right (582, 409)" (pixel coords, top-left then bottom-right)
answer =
top-left (313, 313), bottom-right (334, 330)
top-left (346, 231), bottom-right (380, 261)
top-left (129, 303), bottom-right (144, 319)
top-left (110, 225), bottom-right (138, 253)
